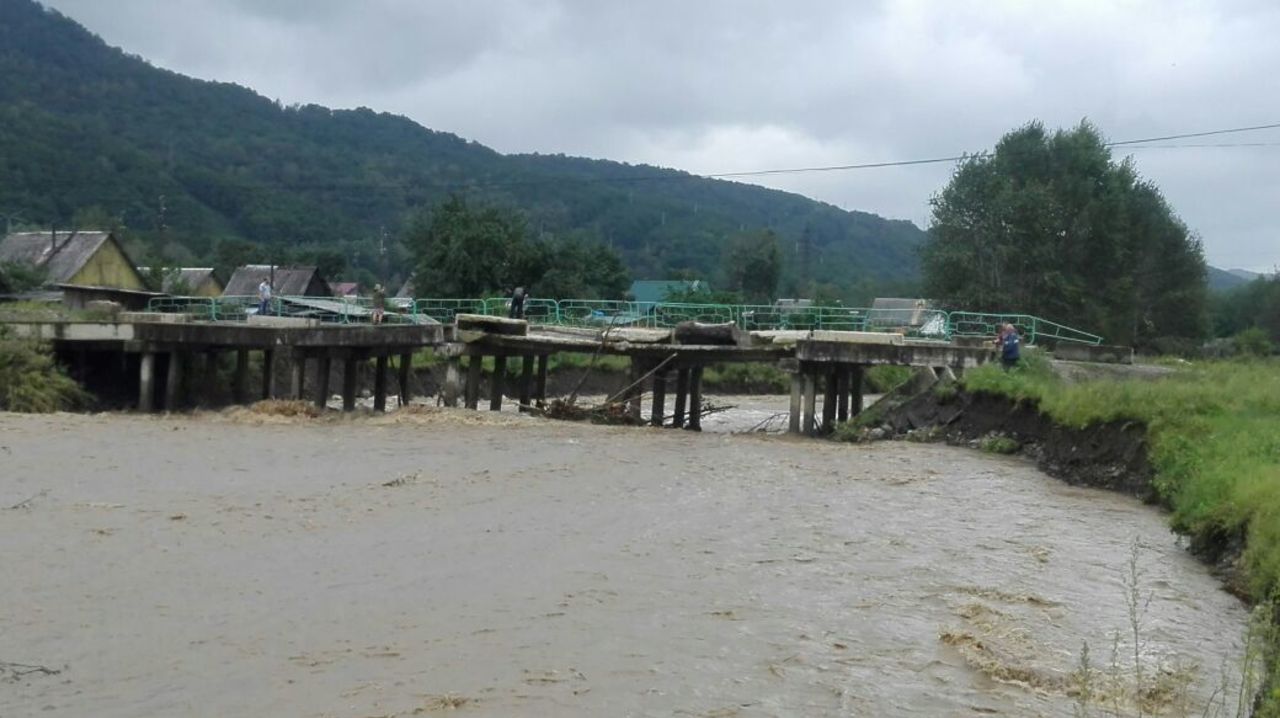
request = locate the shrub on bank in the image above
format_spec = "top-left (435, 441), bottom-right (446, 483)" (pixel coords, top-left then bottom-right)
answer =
top-left (961, 356), bottom-right (1280, 714)
top-left (0, 328), bottom-right (90, 413)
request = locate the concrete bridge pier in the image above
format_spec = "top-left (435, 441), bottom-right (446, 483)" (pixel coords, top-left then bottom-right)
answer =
top-left (783, 360), bottom-right (864, 436)
top-left (671, 368), bottom-right (689, 429)
top-left (443, 356), bottom-right (461, 407)
top-left (341, 355), bottom-right (358, 411)
top-left (373, 355), bottom-right (389, 412)
top-left (464, 356), bottom-right (482, 410)
top-left (314, 356), bottom-right (332, 410)
top-left (489, 355), bottom-right (508, 411)
top-left (686, 365), bottom-right (704, 431)
top-left (290, 353), bottom-right (307, 400)
top-left (138, 351), bottom-right (156, 412)
top-left (518, 355), bottom-right (535, 412)
top-left (650, 366), bottom-right (668, 427)
top-left (233, 349), bottom-right (249, 404)
top-left (397, 352), bottom-right (412, 408)
top-left (261, 349), bottom-right (276, 401)
top-left (164, 350), bottom-right (186, 412)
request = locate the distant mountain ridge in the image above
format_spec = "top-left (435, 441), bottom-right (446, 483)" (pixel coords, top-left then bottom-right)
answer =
top-left (0, 0), bottom-right (925, 299)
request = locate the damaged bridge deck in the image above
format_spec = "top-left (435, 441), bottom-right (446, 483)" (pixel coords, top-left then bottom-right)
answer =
top-left (4, 313), bottom-right (995, 434)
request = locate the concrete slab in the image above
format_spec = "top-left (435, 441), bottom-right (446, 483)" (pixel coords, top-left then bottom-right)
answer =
top-left (247, 316), bottom-right (321, 328)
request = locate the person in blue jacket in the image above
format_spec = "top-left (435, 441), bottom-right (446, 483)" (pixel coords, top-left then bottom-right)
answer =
top-left (996, 323), bottom-right (1021, 370)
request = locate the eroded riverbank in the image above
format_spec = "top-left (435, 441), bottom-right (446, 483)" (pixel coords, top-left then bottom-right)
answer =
top-left (0, 410), bottom-right (1251, 717)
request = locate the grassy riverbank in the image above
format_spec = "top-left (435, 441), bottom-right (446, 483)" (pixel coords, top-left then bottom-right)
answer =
top-left (961, 356), bottom-right (1280, 713)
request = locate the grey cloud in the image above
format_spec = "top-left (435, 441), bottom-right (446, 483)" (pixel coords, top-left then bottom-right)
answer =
top-left (43, 0), bottom-right (1280, 270)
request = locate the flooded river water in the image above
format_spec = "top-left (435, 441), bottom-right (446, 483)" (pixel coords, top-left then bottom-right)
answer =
top-left (0, 408), bottom-right (1250, 717)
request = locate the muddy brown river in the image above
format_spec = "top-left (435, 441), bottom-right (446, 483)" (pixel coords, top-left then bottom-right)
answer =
top-left (0, 409), bottom-right (1251, 717)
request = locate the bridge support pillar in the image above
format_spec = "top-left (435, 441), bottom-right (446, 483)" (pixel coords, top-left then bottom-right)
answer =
top-left (464, 356), bottom-right (482, 410)
top-left (233, 349), bottom-right (249, 404)
top-left (398, 351), bottom-right (412, 407)
top-left (686, 365), bottom-right (704, 432)
top-left (138, 351), bottom-right (156, 413)
top-left (490, 355), bottom-right (507, 411)
top-left (290, 354), bottom-right (307, 400)
top-left (802, 372), bottom-right (817, 436)
top-left (165, 351), bottom-right (185, 412)
top-left (342, 356), bottom-right (358, 411)
top-left (315, 356), bottom-right (332, 410)
top-left (650, 367), bottom-right (668, 427)
top-left (534, 354), bottom-right (548, 408)
top-left (836, 366), bottom-right (851, 423)
top-left (625, 358), bottom-right (644, 422)
top-left (849, 365), bottom-right (864, 417)
top-left (518, 355), bottom-right (534, 412)
top-left (672, 368), bottom-right (689, 429)
top-left (788, 372), bottom-right (803, 434)
top-left (373, 355), bottom-right (389, 412)
top-left (443, 357), bottom-right (461, 407)
top-left (261, 350), bottom-right (276, 401)
top-left (821, 367), bottom-right (838, 432)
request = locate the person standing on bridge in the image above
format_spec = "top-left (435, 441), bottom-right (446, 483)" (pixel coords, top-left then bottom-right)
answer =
top-left (371, 284), bottom-right (386, 325)
top-left (257, 278), bottom-right (272, 316)
top-left (508, 286), bottom-right (526, 320)
top-left (996, 323), bottom-right (1021, 370)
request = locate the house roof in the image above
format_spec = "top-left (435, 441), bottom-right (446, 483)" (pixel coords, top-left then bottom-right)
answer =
top-left (139, 267), bottom-right (222, 293)
top-left (224, 265), bottom-right (328, 296)
top-left (868, 297), bottom-right (936, 327)
top-left (628, 279), bottom-right (707, 305)
top-left (395, 278), bottom-right (414, 298)
top-left (331, 282), bottom-right (359, 296)
top-left (0, 230), bottom-right (121, 285)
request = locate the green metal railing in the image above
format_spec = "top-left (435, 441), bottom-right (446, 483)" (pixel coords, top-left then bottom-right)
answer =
top-left (947, 311), bottom-right (1103, 346)
top-left (145, 294), bottom-right (1104, 345)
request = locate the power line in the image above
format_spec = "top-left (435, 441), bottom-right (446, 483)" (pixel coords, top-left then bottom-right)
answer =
top-left (703, 122), bottom-right (1280, 179)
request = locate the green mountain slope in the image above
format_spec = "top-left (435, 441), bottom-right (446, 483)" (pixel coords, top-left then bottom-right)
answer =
top-left (0, 0), bottom-right (924, 299)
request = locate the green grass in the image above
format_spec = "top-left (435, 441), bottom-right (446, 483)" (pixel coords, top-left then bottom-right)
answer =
top-left (980, 435), bottom-right (1020, 454)
top-left (702, 362), bottom-right (789, 392)
top-left (866, 365), bottom-right (913, 393)
top-left (0, 328), bottom-right (90, 412)
top-left (962, 356), bottom-right (1280, 713)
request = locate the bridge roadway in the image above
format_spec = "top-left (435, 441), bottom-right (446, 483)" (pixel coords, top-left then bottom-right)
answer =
top-left (4, 315), bottom-right (995, 435)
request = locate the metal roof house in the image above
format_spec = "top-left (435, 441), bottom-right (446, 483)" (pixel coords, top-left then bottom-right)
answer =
top-left (867, 297), bottom-right (946, 336)
top-left (223, 265), bottom-right (330, 297)
top-left (628, 280), bottom-right (709, 308)
top-left (0, 230), bottom-right (159, 308)
top-left (139, 267), bottom-right (224, 297)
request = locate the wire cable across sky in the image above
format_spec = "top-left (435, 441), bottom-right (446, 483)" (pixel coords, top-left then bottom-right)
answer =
top-left (702, 121), bottom-right (1280, 179)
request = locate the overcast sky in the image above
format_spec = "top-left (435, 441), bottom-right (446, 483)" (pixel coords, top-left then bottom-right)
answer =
top-left (45, 0), bottom-right (1280, 271)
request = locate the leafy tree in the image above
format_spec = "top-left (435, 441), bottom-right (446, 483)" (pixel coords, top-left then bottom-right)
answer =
top-left (922, 121), bottom-right (1207, 346)
top-left (722, 229), bottom-right (782, 304)
top-left (0, 261), bottom-right (45, 293)
top-left (407, 196), bottom-right (533, 297)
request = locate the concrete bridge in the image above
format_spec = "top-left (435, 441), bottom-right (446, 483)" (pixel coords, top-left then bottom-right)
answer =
top-left (5, 313), bottom-right (997, 435)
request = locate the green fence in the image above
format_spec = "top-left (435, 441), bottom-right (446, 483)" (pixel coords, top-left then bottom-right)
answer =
top-left (144, 295), bottom-right (1104, 345)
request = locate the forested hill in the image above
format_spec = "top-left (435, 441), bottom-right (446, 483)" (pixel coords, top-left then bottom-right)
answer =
top-left (0, 0), bottom-right (924, 298)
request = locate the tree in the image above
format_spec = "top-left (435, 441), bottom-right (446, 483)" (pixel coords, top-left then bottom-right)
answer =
top-left (406, 196), bottom-right (541, 297)
top-left (723, 229), bottom-right (782, 304)
top-left (922, 121), bottom-right (1207, 346)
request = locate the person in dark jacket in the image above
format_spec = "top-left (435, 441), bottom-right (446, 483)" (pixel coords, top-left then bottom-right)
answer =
top-left (508, 286), bottom-right (526, 319)
top-left (995, 323), bottom-right (1021, 370)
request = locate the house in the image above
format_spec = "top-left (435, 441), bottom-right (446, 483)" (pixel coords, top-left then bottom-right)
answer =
top-left (0, 230), bottom-right (159, 309)
top-left (628, 279), bottom-right (709, 308)
top-left (394, 278), bottom-right (415, 299)
top-left (331, 282), bottom-right (360, 298)
top-left (138, 267), bottom-right (224, 297)
top-left (223, 265), bottom-right (330, 297)
top-left (867, 297), bottom-right (946, 335)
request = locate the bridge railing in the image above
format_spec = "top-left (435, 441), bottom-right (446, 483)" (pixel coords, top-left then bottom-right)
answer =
top-left (146, 295), bottom-right (1104, 345)
top-left (947, 312), bottom-right (1102, 346)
